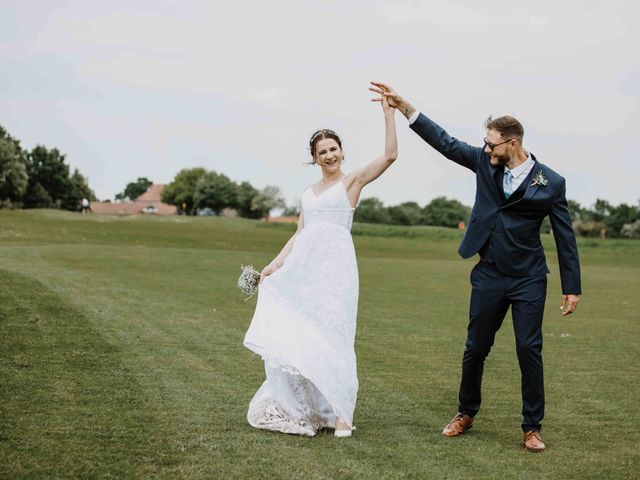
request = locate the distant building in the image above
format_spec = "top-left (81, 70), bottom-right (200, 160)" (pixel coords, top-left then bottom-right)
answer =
top-left (92, 184), bottom-right (177, 215)
top-left (269, 215), bottom-right (299, 224)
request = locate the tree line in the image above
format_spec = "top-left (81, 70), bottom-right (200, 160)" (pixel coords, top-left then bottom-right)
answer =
top-left (568, 199), bottom-right (640, 239)
top-left (159, 167), bottom-right (285, 219)
top-left (2, 123), bottom-right (638, 238)
top-left (354, 196), bottom-right (471, 228)
top-left (352, 196), bottom-right (640, 238)
top-left (0, 125), bottom-right (94, 210)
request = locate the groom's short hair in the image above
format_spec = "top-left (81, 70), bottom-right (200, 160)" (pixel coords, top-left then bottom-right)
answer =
top-left (485, 116), bottom-right (524, 142)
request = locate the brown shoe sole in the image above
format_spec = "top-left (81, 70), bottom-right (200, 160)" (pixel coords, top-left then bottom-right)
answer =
top-left (442, 424), bottom-right (473, 437)
top-left (524, 443), bottom-right (545, 452)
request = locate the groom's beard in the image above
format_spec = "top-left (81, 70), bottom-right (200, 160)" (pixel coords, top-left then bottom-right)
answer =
top-left (490, 153), bottom-right (510, 166)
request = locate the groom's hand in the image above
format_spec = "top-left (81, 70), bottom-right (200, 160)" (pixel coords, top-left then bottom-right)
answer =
top-left (369, 82), bottom-right (416, 120)
top-left (560, 294), bottom-right (580, 316)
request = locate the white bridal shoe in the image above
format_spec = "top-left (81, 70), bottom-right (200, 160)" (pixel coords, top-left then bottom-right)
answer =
top-left (334, 425), bottom-right (356, 438)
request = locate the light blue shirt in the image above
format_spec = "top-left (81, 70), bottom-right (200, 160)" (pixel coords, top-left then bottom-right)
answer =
top-left (504, 156), bottom-right (534, 193)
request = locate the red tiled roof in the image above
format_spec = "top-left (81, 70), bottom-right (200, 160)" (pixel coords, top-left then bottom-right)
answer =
top-left (135, 184), bottom-right (167, 202)
top-left (269, 215), bottom-right (299, 223)
top-left (92, 184), bottom-right (177, 215)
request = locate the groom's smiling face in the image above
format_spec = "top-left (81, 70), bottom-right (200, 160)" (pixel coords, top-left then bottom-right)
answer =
top-left (485, 128), bottom-right (513, 166)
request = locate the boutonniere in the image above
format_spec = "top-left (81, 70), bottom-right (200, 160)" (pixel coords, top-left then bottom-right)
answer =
top-left (530, 170), bottom-right (548, 187)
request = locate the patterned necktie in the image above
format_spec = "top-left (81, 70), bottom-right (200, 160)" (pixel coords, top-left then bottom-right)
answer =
top-left (504, 170), bottom-right (514, 199)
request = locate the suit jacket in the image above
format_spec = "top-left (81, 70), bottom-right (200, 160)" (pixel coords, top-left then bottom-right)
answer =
top-left (411, 113), bottom-right (581, 294)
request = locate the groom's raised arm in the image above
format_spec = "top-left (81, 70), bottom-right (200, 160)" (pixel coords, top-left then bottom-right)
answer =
top-left (370, 82), bottom-right (480, 173)
top-left (409, 113), bottom-right (479, 173)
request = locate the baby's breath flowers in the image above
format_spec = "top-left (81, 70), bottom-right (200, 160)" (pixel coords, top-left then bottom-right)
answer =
top-left (238, 265), bottom-right (261, 300)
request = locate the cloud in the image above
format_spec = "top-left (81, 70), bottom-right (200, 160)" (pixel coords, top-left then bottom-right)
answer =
top-left (0, 0), bottom-right (638, 208)
top-left (382, 0), bottom-right (495, 26)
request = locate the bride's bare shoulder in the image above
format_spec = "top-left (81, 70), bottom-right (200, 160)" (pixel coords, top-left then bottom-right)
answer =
top-left (343, 170), bottom-right (358, 181)
top-left (343, 169), bottom-right (364, 188)
top-left (305, 181), bottom-right (320, 193)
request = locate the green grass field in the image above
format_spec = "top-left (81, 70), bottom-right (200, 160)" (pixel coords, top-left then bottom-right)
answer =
top-left (1, 210), bottom-right (639, 479)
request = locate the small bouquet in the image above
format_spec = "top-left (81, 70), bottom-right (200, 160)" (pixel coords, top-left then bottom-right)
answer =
top-left (531, 170), bottom-right (548, 187)
top-left (237, 264), bottom-right (261, 300)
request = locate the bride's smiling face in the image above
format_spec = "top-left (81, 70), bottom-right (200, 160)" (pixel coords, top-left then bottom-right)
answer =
top-left (314, 138), bottom-right (344, 173)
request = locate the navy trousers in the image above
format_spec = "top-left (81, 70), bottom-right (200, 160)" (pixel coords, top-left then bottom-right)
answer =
top-left (458, 261), bottom-right (547, 432)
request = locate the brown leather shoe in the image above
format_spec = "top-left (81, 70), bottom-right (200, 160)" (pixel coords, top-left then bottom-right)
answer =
top-left (523, 431), bottom-right (546, 452)
top-left (442, 413), bottom-right (473, 437)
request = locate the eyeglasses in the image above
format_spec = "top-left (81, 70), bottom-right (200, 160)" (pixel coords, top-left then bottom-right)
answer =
top-left (483, 137), bottom-right (514, 150)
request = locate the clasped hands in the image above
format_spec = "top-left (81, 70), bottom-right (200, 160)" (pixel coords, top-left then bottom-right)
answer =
top-left (369, 81), bottom-right (416, 119)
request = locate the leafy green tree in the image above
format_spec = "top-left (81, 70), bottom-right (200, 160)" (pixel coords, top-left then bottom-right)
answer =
top-left (193, 171), bottom-right (238, 214)
top-left (161, 167), bottom-right (206, 214)
top-left (281, 204), bottom-right (301, 217)
top-left (0, 128), bottom-right (28, 207)
top-left (23, 182), bottom-right (52, 208)
top-left (621, 220), bottom-right (640, 239)
top-left (66, 169), bottom-right (96, 210)
top-left (1, 127), bottom-right (94, 211)
top-left (24, 145), bottom-right (71, 209)
top-left (251, 185), bottom-right (286, 220)
top-left (388, 201), bottom-right (422, 226)
top-left (0, 125), bottom-right (20, 147)
top-left (567, 199), bottom-right (584, 222)
top-left (236, 181), bottom-right (263, 219)
top-left (421, 196), bottom-right (471, 228)
top-left (605, 203), bottom-right (640, 238)
top-left (115, 177), bottom-right (152, 201)
top-left (591, 198), bottom-right (611, 223)
top-left (354, 197), bottom-right (392, 224)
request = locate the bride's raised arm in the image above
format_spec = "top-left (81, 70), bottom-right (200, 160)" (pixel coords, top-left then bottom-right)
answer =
top-left (344, 83), bottom-right (397, 207)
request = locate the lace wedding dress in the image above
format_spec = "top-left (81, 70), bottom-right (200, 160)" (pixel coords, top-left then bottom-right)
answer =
top-left (244, 178), bottom-right (359, 436)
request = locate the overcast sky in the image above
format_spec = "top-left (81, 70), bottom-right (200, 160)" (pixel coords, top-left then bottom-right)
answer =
top-left (1, 0), bottom-right (638, 209)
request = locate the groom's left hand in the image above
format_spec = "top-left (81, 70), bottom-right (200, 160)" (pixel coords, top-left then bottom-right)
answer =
top-left (560, 294), bottom-right (580, 316)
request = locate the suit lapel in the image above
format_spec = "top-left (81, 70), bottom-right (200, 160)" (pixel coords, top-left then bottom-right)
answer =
top-left (493, 165), bottom-right (506, 203)
top-left (522, 183), bottom-right (541, 203)
top-left (508, 158), bottom-right (540, 206)
top-left (523, 163), bottom-right (542, 202)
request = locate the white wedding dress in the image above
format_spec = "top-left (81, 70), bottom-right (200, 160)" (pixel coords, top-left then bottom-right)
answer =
top-left (244, 178), bottom-right (359, 436)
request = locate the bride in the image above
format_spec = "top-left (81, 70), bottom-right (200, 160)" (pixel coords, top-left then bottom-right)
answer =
top-left (244, 83), bottom-right (397, 437)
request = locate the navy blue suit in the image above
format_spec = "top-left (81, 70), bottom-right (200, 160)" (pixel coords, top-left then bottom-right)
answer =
top-left (411, 113), bottom-right (581, 431)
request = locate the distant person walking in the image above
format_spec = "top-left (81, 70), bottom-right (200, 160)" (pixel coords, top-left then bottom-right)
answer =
top-left (81, 198), bottom-right (92, 214)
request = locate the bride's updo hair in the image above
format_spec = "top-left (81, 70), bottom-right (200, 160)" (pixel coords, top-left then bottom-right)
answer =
top-left (308, 129), bottom-right (342, 165)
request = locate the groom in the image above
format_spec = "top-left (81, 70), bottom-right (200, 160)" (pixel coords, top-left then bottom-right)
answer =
top-left (370, 82), bottom-right (581, 452)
